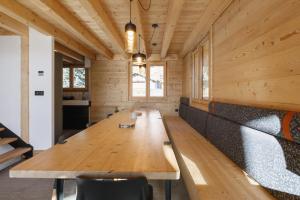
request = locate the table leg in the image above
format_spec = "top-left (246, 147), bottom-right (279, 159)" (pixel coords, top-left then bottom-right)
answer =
top-left (165, 180), bottom-right (171, 200)
top-left (55, 179), bottom-right (64, 200)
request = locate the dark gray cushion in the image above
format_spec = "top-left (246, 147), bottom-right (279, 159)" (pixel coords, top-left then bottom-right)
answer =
top-left (179, 104), bottom-right (188, 121)
top-left (209, 102), bottom-right (300, 144)
top-left (206, 114), bottom-right (300, 199)
top-left (180, 97), bottom-right (189, 106)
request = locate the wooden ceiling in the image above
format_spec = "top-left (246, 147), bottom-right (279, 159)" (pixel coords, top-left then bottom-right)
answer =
top-left (0, 0), bottom-right (232, 59)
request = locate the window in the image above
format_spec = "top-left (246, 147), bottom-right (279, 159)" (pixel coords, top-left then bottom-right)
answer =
top-left (63, 68), bottom-right (70, 88)
top-left (130, 62), bottom-right (166, 99)
top-left (132, 65), bottom-right (146, 97)
top-left (149, 65), bottom-right (164, 97)
top-left (192, 35), bottom-right (211, 102)
top-left (63, 67), bottom-right (88, 90)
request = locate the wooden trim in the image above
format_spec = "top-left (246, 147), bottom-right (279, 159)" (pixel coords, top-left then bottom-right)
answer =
top-left (190, 99), bottom-right (209, 112)
top-left (0, 0), bottom-right (96, 59)
top-left (21, 31), bottom-right (29, 142)
top-left (191, 34), bottom-right (211, 104)
top-left (160, 0), bottom-right (184, 58)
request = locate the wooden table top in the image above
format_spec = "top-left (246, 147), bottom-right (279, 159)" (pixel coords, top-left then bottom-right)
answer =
top-left (10, 109), bottom-right (179, 180)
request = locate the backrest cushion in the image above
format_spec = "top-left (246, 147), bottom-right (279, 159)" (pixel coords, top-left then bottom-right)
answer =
top-left (209, 102), bottom-right (300, 144)
top-left (180, 97), bottom-right (189, 106)
top-left (178, 97), bottom-right (208, 137)
top-left (207, 102), bottom-right (300, 199)
top-left (206, 114), bottom-right (300, 199)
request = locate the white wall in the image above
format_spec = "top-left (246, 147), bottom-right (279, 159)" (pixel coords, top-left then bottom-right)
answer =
top-left (0, 36), bottom-right (22, 170)
top-left (29, 27), bottom-right (54, 150)
top-left (0, 36), bottom-right (21, 135)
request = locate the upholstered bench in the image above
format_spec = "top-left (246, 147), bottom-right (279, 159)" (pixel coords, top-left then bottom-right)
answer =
top-left (164, 97), bottom-right (300, 200)
top-left (164, 116), bottom-right (274, 200)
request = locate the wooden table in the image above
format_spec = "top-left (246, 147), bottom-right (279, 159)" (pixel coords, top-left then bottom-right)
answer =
top-left (10, 109), bottom-right (180, 200)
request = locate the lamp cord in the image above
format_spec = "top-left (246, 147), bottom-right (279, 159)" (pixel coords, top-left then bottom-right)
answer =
top-left (130, 0), bottom-right (132, 22)
top-left (137, 0), bottom-right (151, 11)
top-left (138, 34), bottom-right (141, 53)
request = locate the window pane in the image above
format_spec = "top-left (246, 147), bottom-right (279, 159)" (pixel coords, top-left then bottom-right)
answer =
top-left (192, 51), bottom-right (199, 99)
top-left (63, 68), bottom-right (70, 88)
top-left (73, 68), bottom-right (86, 88)
top-left (150, 65), bottom-right (164, 97)
top-left (202, 41), bottom-right (209, 100)
top-left (132, 65), bottom-right (146, 97)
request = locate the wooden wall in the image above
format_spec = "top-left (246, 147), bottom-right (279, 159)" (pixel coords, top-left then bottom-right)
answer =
top-left (90, 58), bottom-right (183, 121)
top-left (183, 0), bottom-right (300, 112)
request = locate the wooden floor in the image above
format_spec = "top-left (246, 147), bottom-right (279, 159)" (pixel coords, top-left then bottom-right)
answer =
top-left (0, 162), bottom-right (190, 200)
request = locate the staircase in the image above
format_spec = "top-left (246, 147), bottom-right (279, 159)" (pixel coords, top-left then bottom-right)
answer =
top-left (0, 124), bottom-right (33, 168)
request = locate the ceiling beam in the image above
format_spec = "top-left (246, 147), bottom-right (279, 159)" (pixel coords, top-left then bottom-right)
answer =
top-left (0, 11), bottom-right (27, 35)
top-left (0, 0), bottom-right (96, 60)
top-left (180, 0), bottom-right (233, 57)
top-left (54, 41), bottom-right (84, 63)
top-left (161, 0), bottom-right (185, 58)
top-left (132, 0), bottom-right (148, 56)
top-left (62, 54), bottom-right (84, 66)
top-left (79, 0), bottom-right (127, 57)
top-left (38, 0), bottom-right (113, 59)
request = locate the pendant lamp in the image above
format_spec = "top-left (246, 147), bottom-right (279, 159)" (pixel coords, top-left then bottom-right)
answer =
top-left (132, 34), bottom-right (146, 66)
top-left (125, 0), bottom-right (136, 53)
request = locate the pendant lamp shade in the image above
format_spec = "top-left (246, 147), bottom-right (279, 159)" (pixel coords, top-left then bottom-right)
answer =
top-left (125, 0), bottom-right (136, 53)
top-left (125, 22), bottom-right (136, 53)
top-left (132, 34), bottom-right (147, 66)
top-left (132, 52), bottom-right (146, 66)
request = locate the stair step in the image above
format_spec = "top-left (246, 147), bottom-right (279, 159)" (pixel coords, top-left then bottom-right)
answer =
top-left (0, 138), bottom-right (18, 145)
top-left (0, 147), bottom-right (31, 164)
top-left (0, 128), bottom-right (5, 132)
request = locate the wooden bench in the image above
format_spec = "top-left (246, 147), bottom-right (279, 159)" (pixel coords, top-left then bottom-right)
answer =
top-left (164, 116), bottom-right (274, 200)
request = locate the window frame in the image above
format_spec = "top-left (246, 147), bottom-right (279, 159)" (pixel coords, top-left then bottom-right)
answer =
top-left (191, 33), bottom-right (212, 110)
top-left (129, 61), bottom-right (167, 101)
top-left (63, 66), bottom-right (88, 91)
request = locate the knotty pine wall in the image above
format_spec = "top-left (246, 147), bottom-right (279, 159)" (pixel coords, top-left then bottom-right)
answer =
top-left (90, 58), bottom-right (183, 121)
top-left (183, 0), bottom-right (300, 112)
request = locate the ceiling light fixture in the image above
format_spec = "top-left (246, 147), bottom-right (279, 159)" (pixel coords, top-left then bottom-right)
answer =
top-left (132, 34), bottom-right (146, 66)
top-left (125, 0), bottom-right (136, 53)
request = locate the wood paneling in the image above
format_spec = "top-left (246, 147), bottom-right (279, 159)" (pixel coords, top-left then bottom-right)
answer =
top-left (212, 0), bottom-right (300, 111)
top-left (90, 58), bottom-right (183, 122)
top-left (182, 0), bottom-right (300, 112)
top-left (180, 0), bottom-right (233, 57)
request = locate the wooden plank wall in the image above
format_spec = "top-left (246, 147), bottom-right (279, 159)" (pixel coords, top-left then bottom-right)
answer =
top-left (90, 59), bottom-right (183, 122)
top-left (183, 0), bottom-right (300, 112)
